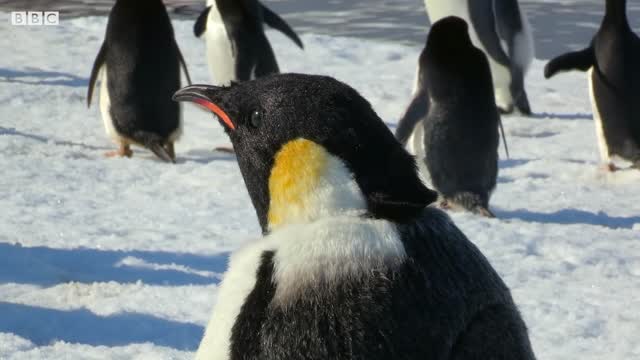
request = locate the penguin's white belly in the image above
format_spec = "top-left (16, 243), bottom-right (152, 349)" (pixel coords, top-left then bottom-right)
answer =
top-left (588, 68), bottom-right (611, 164)
top-left (423, 0), bottom-right (469, 22)
top-left (99, 66), bottom-right (121, 143)
top-left (205, 22), bottom-right (236, 86)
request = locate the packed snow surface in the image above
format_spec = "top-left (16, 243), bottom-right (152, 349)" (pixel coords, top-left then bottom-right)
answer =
top-left (1, 13), bottom-right (639, 360)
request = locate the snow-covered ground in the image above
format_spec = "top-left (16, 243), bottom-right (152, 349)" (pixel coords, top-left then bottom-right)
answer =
top-left (1, 13), bottom-right (639, 360)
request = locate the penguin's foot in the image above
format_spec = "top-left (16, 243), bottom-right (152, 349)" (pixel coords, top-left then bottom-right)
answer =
top-left (439, 199), bottom-right (450, 210)
top-left (475, 207), bottom-right (496, 218)
top-left (600, 162), bottom-right (618, 172)
top-left (214, 146), bottom-right (235, 154)
top-left (514, 93), bottom-right (532, 116)
top-left (105, 144), bottom-right (132, 158)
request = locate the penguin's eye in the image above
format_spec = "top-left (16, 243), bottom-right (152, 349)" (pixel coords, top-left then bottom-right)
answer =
top-left (249, 110), bottom-right (262, 128)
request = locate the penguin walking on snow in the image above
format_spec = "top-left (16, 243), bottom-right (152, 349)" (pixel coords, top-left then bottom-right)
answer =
top-left (545, 0), bottom-right (640, 171)
top-left (423, 0), bottom-right (534, 115)
top-left (398, 17), bottom-right (505, 217)
top-left (174, 74), bottom-right (536, 359)
top-left (193, 0), bottom-right (304, 85)
top-left (87, 0), bottom-right (192, 163)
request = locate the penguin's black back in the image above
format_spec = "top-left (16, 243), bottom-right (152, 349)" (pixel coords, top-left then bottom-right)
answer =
top-left (592, 0), bottom-right (640, 160)
top-left (105, 0), bottom-right (182, 140)
top-left (422, 18), bottom-right (500, 206)
top-left (230, 209), bottom-right (535, 359)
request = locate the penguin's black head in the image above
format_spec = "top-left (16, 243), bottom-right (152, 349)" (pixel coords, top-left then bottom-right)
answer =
top-left (174, 74), bottom-right (437, 233)
top-left (426, 16), bottom-right (473, 54)
top-left (421, 16), bottom-right (490, 100)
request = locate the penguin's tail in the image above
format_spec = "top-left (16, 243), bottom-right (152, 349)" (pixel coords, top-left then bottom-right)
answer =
top-left (448, 192), bottom-right (495, 218)
top-left (132, 131), bottom-right (174, 164)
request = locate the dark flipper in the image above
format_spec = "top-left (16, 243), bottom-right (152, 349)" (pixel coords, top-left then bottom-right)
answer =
top-left (498, 117), bottom-right (510, 159)
top-left (194, 6), bottom-right (211, 38)
top-left (177, 46), bottom-right (192, 85)
top-left (261, 4), bottom-right (304, 49)
top-left (395, 89), bottom-right (429, 146)
top-left (544, 46), bottom-right (594, 78)
top-left (87, 41), bottom-right (107, 108)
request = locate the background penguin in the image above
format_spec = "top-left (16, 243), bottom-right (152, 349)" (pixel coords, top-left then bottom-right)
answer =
top-left (544, 0), bottom-right (640, 171)
top-left (399, 17), bottom-right (504, 218)
top-left (174, 74), bottom-right (536, 359)
top-left (87, 0), bottom-right (192, 163)
top-left (193, 0), bottom-right (304, 85)
top-left (423, 0), bottom-right (534, 115)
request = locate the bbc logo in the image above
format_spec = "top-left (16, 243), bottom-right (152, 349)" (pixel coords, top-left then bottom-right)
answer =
top-left (11, 11), bottom-right (60, 26)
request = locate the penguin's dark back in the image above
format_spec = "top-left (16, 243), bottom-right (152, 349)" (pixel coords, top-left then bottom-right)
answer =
top-left (595, 19), bottom-right (640, 90)
top-left (423, 42), bottom-right (495, 109)
top-left (422, 24), bottom-right (499, 142)
top-left (593, 2), bottom-right (640, 149)
top-left (421, 19), bottom-right (500, 200)
top-left (104, 0), bottom-right (181, 137)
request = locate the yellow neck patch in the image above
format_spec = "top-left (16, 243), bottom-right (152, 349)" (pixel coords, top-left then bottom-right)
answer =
top-left (267, 139), bottom-right (328, 228)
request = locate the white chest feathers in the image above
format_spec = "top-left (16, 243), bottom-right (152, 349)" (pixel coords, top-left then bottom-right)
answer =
top-left (195, 138), bottom-right (408, 360)
top-left (195, 216), bottom-right (406, 360)
top-left (204, 2), bottom-right (237, 86)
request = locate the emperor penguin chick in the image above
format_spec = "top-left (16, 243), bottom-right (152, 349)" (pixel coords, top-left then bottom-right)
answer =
top-left (174, 73), bottom-right (535, 360)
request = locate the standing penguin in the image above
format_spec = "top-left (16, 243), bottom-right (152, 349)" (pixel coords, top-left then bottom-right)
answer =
top-left (193, 0), bottom-right (304, 85)
top-left (87, 0), bottom-right (192, 163)
top-left (398, 17), bottom-right (503, 217)
top-left (174, 74), bottom-right (536, 359)
top-left (423, 0), bottom-right (534, 115)
top-left (545, 0), bottom-right (640, 171)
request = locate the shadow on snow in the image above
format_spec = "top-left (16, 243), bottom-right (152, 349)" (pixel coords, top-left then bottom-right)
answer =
top-left (0, 301), bottom-right (203, 350)
top-left (496, 208), bottom-right (640, 229)
top-left (0, 68), bottom-right (88, 87)
top-left (0, 243), bottom-right (228, 287)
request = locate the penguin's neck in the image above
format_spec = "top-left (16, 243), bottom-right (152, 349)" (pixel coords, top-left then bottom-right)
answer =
top-left (266, 139), bottom-right (367, 231)
top-left (604, 0), bottom-right (629, 27)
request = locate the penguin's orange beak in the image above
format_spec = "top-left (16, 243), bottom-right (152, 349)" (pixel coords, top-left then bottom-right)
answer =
top-left (173, 85), bottom-right (235, 130)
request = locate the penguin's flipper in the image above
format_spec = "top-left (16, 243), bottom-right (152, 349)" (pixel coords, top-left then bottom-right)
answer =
top-left (498, 117), bottom-right (510, 159)
top-left (395, 89), bottom-right (429, 146)
top-left (87, 41), bottom-right (107, 108)
top-left (176, 47), bottom-right (193, 85)
top-left (492, 0), bottom-right (525, 44)
top-left (194, 6), bottom-right (211, 38)
top-left (261, 5), bottom-right (304, 49)
top-left (544, 46), bottom-right (594, 78)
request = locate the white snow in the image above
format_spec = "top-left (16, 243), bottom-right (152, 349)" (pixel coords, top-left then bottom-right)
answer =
top-left (1, 12), bottom-right (639, 360)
